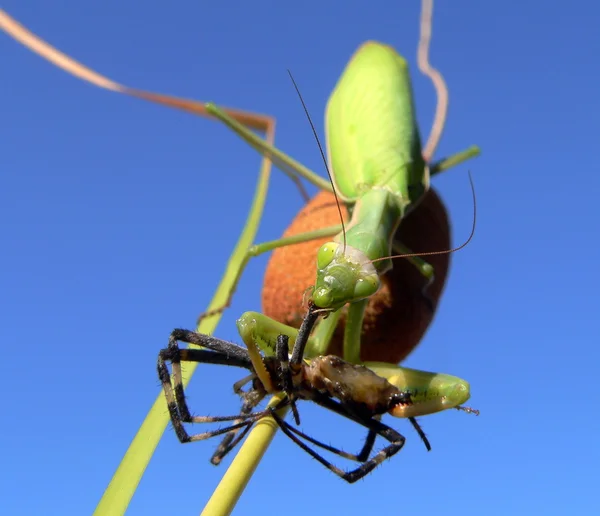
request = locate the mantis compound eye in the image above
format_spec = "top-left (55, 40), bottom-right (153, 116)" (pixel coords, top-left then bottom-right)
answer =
top-left (316, 242), bottom-right (339, 271)
top-left (312, 285), bottom-right (334, 308)
top-left (352, 276), bottom-right (379, 301)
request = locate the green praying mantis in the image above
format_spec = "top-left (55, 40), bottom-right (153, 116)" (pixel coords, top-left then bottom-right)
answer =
top-left (0, 2), bottom-right (479, 512)
top-left (194, 40), bottom-right (479, 365)
top-left (0, 9), bottom-right (478, 369)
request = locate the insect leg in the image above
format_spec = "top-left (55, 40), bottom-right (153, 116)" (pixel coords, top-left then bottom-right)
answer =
top-left (271, 413), bottom-right (375, 462)
top-left (158, 329), bottom-right (259, 444)
top-left (409, 417), bottom-right (431, 451)
top-left (276, 334), bottom-right (301, 425)
top-left (271, 395), bottom-right (406, 483)
top-left (210, 387), bottom-right (266, 465)
top-left (209, 408), bottom-right (256, 465)
top-left (355, 417), bottom-right (431, 459)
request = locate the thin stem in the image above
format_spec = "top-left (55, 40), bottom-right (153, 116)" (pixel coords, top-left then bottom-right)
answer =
top-left (201, 397), bottom-right (289, 516)
top-left (417, 0), bottom-right (448, 161)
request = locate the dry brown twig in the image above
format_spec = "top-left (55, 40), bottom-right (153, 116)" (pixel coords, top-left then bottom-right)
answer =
top-left (418, 0), bottom-right (449, 161)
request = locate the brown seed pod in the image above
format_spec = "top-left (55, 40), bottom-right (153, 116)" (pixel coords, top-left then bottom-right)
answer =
top-left (261, 188), bottom-right (451, 364)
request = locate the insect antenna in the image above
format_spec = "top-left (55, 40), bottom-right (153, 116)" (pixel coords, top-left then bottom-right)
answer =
top-left (287, 69), bottom-right (347, 253)
top-left (369, 170), bottom-right (477, 266)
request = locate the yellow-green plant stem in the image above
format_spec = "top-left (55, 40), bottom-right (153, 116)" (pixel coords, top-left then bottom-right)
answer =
top-left (202, 398), bottom-right (289, 516)
top-left (202, 314), bottom-right (324, 514)
top-left (93, 157), bottom-right (272, 515)
top-left (0, 14), bottom-right (283, 513)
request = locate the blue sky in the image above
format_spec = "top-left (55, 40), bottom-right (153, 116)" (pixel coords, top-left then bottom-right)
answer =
top-left (2, 1), bottom-right (599, 515)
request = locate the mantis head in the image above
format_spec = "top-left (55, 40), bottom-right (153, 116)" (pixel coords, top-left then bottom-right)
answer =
top-left (311, 242), bottom-right (380, 310)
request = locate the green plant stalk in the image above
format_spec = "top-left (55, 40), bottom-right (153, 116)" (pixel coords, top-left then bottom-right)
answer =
top-left (0, 13), bottom-right (282, 513)
top-left (0, 6), bottom-right (474, 513)
top-left (202, 397), bottom-right (289, 516)
top-left (93, 158), bottom-right (273, 515)
top-left (201, 315), bottom-right (327, 514)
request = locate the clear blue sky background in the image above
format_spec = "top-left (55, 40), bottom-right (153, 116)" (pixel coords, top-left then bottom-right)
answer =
top-left (2, 2), bottom-right (599, 515)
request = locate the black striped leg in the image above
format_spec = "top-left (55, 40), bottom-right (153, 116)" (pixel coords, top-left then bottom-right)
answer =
top-left (355, 427), bottom-right (379, 462)
top-left (211, 333), bottom-right (302, 463)
top-left (210, 408), bottom-right (252, 466)
top-left (275, 334), bottom-right (300, 425)
top-left (270, 396), bottom-right (406, 483)
top-left (158, 329), bottom-right (252, 421)
top-left (160, 373), bottom-right (288, 445)
top-left (210, 422), bottom-right (255, 465)
top-left (174, 395), bottom-right (290, 445)
top-left (208, 373), bottom-right (257, 464)
top-left (167, 407), bottom-right (268, 444)
top-left (209, 387), bottom-right (267, 465)
top-left (355, 416), bottom-right (431, 461)
top-left (272, 413), bottom-right (378, 462)
top-left (157, 329), bottom-right (255, 443)
top-left (409, 417), bottom-right (431, 451)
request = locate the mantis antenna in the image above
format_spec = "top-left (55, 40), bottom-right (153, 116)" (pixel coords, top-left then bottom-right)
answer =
top-left (370, 170), bottom-right (477, 266)
top-left (286, 69), bottom-right (348, 253)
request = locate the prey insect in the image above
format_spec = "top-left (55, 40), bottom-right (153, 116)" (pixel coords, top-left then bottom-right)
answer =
top-left (2, 0), bottom-right (479, 503)
top-left (158, 306), bottom-right (477, 483)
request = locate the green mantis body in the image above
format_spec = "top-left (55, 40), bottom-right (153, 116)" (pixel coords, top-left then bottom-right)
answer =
top-left (204, 41), bottom-right (479, 363)
top-left (0, 7), bottom-right (478, 512)
top-left (1, 8), bottom-right (479, 366)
